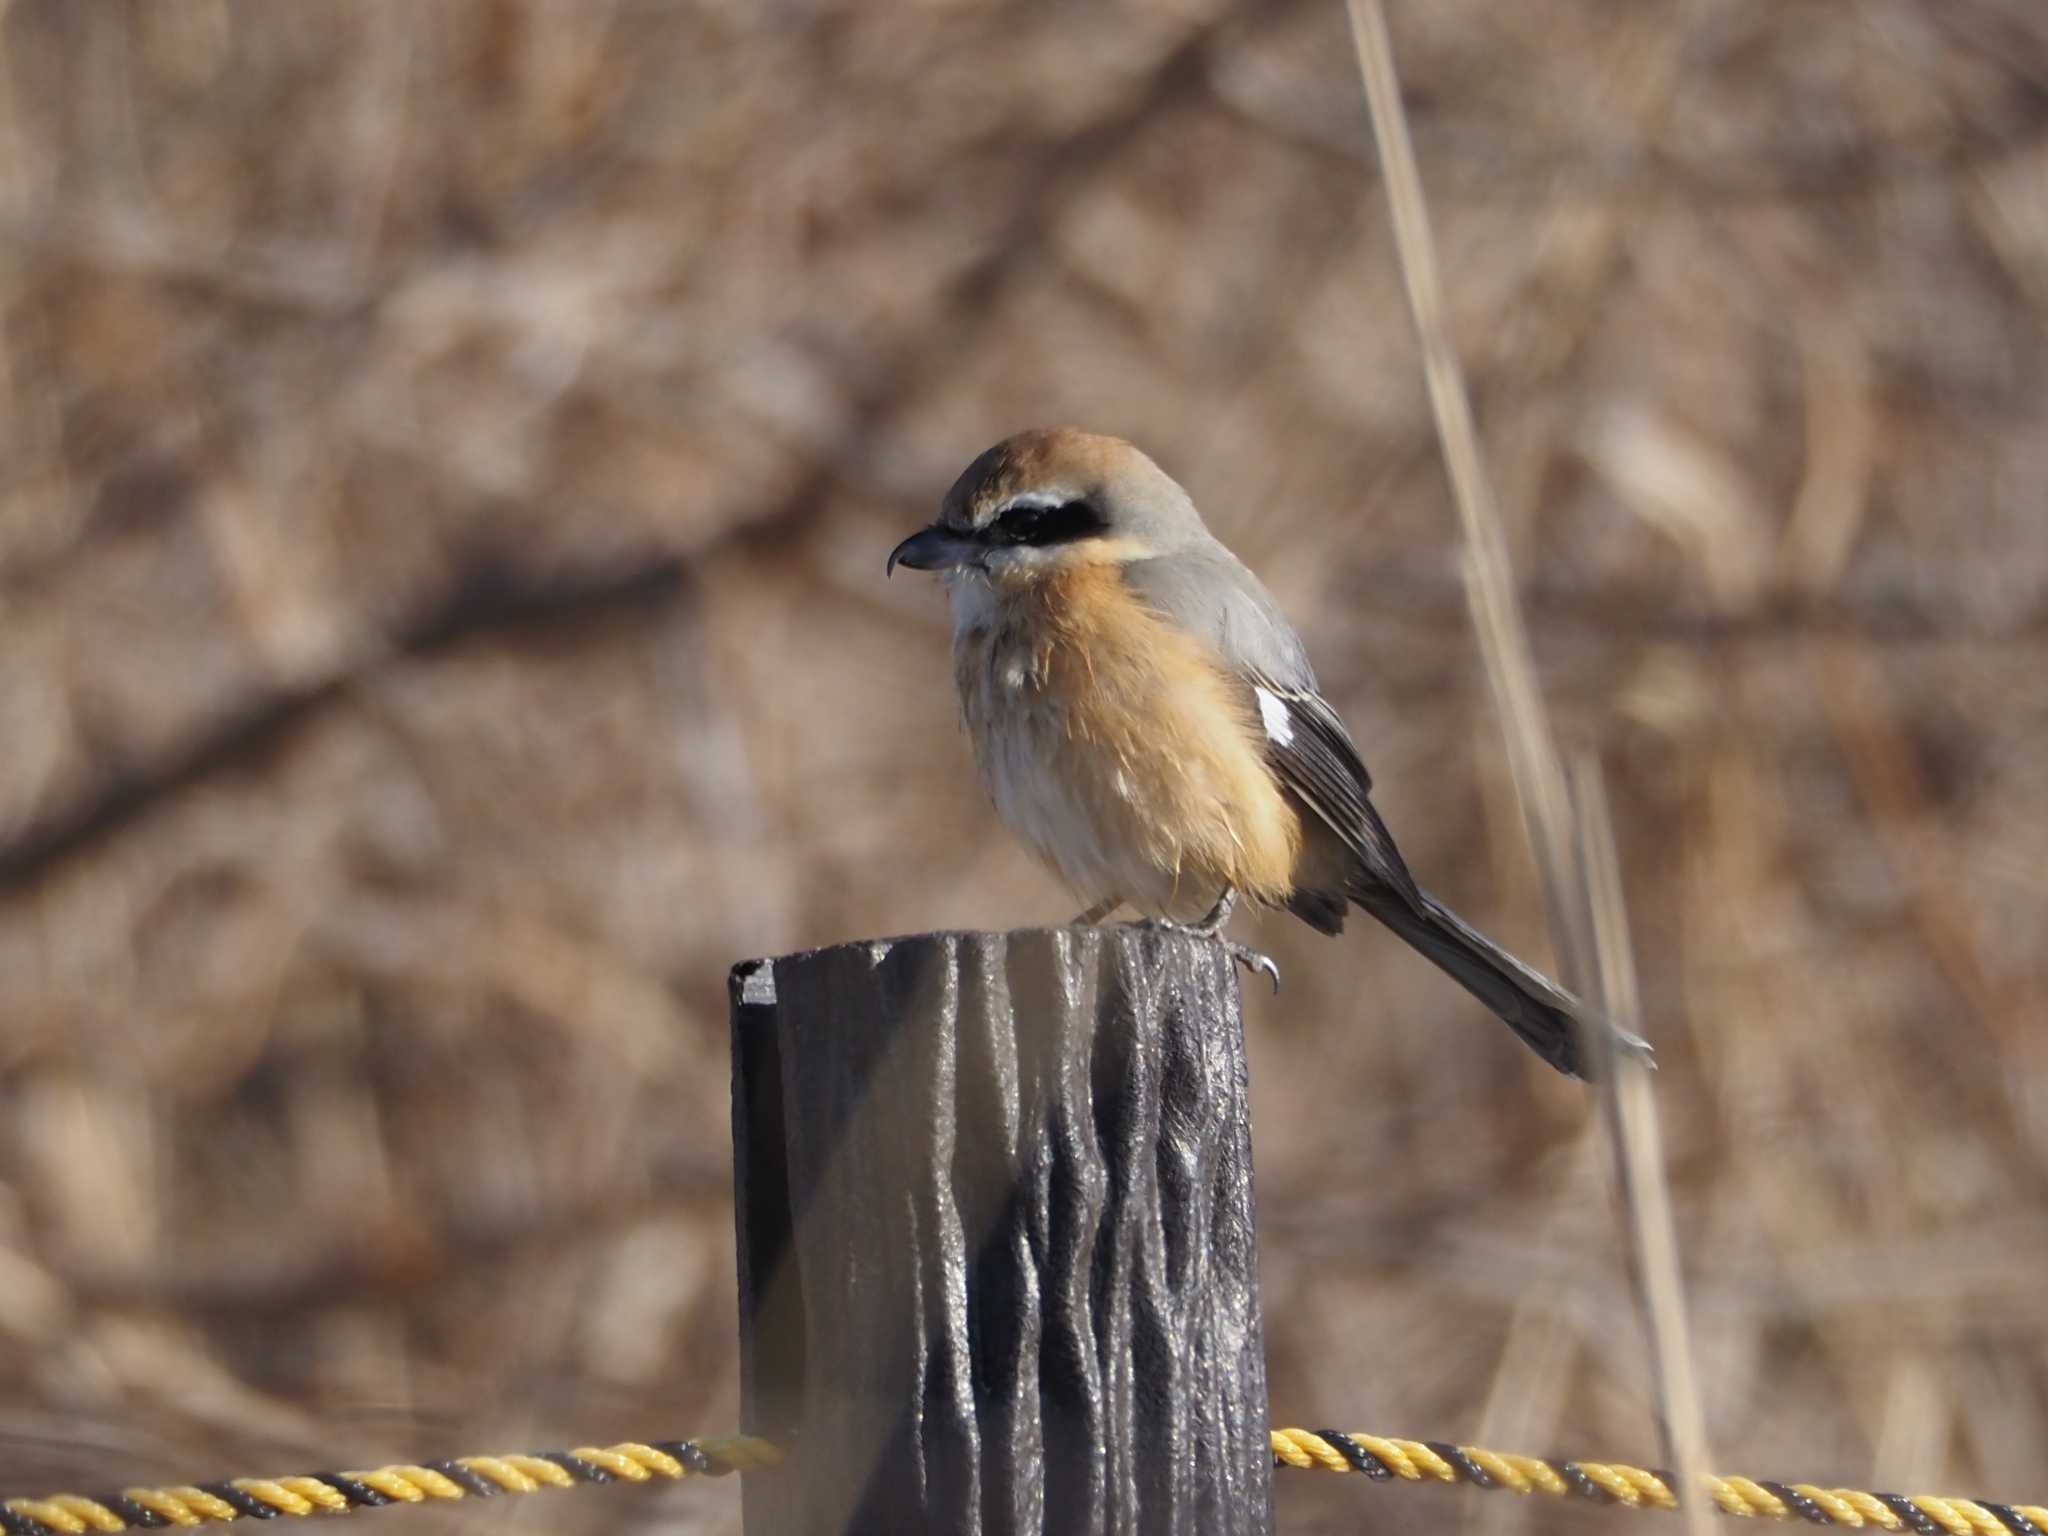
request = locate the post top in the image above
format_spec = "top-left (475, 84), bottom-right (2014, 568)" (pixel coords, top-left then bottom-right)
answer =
top-left (727, 925), bottom-right (1237, 1002)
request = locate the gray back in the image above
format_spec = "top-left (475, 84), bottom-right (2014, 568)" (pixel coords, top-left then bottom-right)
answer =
top-left (1122, 543), bottom-right (1318, 693)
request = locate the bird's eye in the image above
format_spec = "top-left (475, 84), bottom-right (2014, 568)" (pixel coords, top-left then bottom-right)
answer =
top-left (999, 503), bottom-right (1050, 540)
top-left (993, 499), bottom-right (1104, 547)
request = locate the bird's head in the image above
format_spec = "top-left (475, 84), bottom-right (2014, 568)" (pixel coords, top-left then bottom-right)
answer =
top-left (888, 428), bottom-right (1206, 588)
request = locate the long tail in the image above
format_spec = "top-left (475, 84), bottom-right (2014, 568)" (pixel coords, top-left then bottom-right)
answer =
top-left (1353, 885), bottom-right (1648, 1079)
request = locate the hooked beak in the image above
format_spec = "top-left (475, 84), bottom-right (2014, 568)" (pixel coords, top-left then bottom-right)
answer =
top-left (886, 524), bottom-right (980, 576)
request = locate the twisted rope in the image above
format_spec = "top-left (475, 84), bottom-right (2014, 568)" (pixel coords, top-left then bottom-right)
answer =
top-left (0, 1439), bottom-right (780, 1536)
top-left (8, 1427), bottom-right (2043, 1533)
top-left (1271, 1429), bottom-right (2048, 1534)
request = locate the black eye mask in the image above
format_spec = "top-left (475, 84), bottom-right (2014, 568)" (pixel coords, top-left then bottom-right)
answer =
top-left (988, 499), bottom-right (1107, 548)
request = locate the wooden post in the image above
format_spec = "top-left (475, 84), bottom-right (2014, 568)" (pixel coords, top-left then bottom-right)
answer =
top-left (730, 926), bottom-right (1273, 1536)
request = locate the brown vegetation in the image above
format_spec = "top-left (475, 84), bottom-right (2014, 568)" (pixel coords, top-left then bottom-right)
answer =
top-left (1, 3), bottom-right (2044, 1531)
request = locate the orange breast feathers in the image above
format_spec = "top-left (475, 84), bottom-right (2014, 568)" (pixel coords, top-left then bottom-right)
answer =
top-left (952, 559), bottom-right (1303, 913)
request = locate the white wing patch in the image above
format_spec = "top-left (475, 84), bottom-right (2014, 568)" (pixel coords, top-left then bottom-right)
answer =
top-left (1255, 686), bottom-right (1294, 746)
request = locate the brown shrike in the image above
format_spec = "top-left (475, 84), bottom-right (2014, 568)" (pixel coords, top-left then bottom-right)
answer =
top-left (889, 427), bottom-right (1642, 1078)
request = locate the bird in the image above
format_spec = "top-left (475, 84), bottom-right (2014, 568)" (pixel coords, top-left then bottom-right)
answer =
top-left (888, 427), bottom-right (1643, 1078)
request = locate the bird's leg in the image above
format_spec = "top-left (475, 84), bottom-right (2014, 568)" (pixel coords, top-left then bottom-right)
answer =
top-left (1191, 885), bottom-right (1237, 936)
top-left (1070, 895), bottom-right (1124, 925)
top-left (1137, 885), bottom-right (1280, 992)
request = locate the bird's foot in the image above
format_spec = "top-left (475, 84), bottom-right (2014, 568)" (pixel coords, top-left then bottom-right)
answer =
top-left (1070, 896), bottom-right (1124, 926)
top-left (1220, 939), bottom-right (1282, 992)
top-left (1124, 914), bottom-right (1281, 993)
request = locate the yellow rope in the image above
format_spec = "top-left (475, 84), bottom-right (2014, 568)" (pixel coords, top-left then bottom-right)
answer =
top-left (0, 1440), bottom-right (781, 1536)
top-left (1269, 1429), bottom-right (2048, 1532)
top-left (8, 1428), bottom-right (2043, 1533)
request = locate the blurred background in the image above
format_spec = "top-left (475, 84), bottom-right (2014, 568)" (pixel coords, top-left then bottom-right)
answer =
top-left (2, 2), bottom-right (2046, 1531)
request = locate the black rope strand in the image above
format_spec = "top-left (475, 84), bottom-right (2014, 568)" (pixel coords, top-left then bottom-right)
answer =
top-left (1755, 1480), bottom-right (1834, 1525)
top-left (1423, 1441), bottom-right (1495, 1489)
top-left (0, 1509), bottom-right (58, 1536)
top-left (1309, 1430), bottom-right (1393, 1479)
top-left (314, 1475), bottom-right (394, 1508)
top-left (97, 1497), bottom-right (171, 1529)
top-left (426, 1462), bottom-right (500, 1498)
top-left (538, 1453), bottom-right (611, 1485)
top-left (1989, 1506), bottom-right (2048, 1536)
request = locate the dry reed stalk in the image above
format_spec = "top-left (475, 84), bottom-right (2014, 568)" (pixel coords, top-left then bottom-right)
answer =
top-left (1578, 754), bottom-right (1714, 1534)
top-left (1342, 3), bottom-right (1714, 1528)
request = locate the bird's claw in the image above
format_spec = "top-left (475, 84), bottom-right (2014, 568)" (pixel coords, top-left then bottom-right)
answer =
top-left (1224, 941), bottom-right (1282, 993)
top-left (1125, 918), bottom-right (1281, 992)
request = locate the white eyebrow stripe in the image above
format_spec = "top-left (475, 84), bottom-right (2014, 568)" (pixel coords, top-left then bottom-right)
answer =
top-left (997, 491), bottom-right (1073, 513)
top-left (1255, 686), bottom-right (1293, 746)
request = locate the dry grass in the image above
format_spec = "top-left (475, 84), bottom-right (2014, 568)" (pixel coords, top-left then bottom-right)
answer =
top-left (1, 3), bottom-right (2045, 1532)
